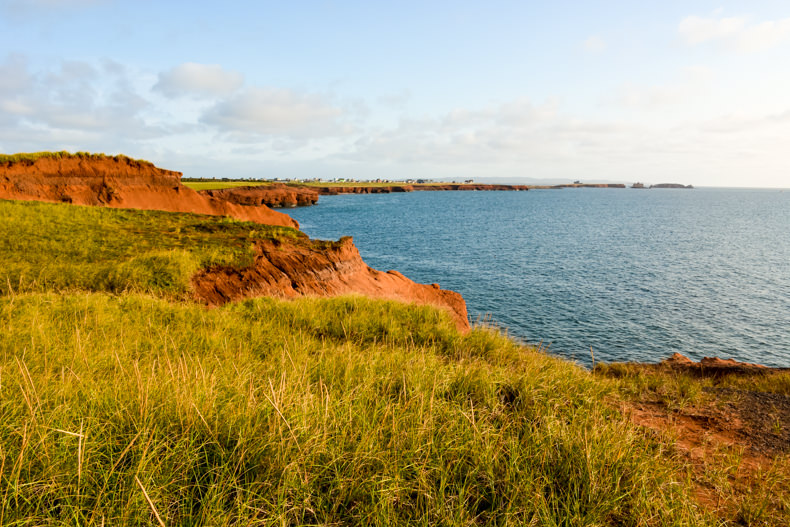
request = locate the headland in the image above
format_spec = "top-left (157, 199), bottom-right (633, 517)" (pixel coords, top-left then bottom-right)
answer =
top-left (0, 151), bottom-right (785, 524)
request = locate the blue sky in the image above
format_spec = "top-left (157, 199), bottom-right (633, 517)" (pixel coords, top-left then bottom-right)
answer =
top-left (1, 1), bottom-right (789, 187)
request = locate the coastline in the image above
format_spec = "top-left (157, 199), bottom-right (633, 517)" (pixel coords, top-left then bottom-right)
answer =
top-left (2, 152), bottom-right (788, 522)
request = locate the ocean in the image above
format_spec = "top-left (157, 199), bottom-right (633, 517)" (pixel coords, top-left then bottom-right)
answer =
top-left (284, 188), bottom-right (790, 367)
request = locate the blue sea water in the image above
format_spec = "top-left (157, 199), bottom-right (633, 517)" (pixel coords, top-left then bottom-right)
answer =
top-left (284, 188), bottom-right (790, 367)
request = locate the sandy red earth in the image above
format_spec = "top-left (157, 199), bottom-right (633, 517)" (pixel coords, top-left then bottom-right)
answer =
top-left (601, 353), bottom-right (790, 515)
top-left (200, 183), bottom-right (319, 208)
top-left (192, 236), bottom-right (468, 330)
top-left (0, 155), bottom-right (468, 330)
top-left (0, 156), bottom-right (298, 228)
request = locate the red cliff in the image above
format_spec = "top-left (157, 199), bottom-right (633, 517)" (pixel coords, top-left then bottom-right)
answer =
top-left (0, 153), bottom-right (469, 330)
top-left (200, 183), bottom-right (319, 208)
top-left (192, 235), bottom-right (469, 331)
top-left (0, 155), bottom-right (298, 228)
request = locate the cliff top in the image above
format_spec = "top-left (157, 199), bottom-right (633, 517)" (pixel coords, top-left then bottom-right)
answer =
top-left (0, 150), bottom-right (154, 167)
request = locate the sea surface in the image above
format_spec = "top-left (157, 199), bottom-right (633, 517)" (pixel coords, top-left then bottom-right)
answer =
top-left (284, 188), bottom-right (790, 367)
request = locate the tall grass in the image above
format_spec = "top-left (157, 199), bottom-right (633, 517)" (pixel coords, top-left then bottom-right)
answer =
top-left (0, 198), bottom-right (719, 524)
top-left (0, 293), bottom-right (710, 525)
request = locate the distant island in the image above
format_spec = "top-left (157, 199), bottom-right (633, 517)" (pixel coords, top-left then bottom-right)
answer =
top-left (632, 182), bottom-right (693, 189)
top-left (649, 183), bottom-right (694, 189)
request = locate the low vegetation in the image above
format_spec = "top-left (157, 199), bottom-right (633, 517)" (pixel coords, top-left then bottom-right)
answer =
top-left (181, 180), bottom-right (449, 192)
top-left (0, 198), bottom-right (787, 525)
top-left (182, 181), bottom-right (275, 191)
top-left (596, 363), bottom-right (790, 523)
top-left (0, 199), bottom-right (302, 299)
top-left (0, 151), bottom-right (152, 166)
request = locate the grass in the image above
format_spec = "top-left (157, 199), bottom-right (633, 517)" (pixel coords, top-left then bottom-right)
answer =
top-left (295, 181), bottom-right (448, 188)
top-left (181, 180), bottom-right (453, 192)
top-left (595, 362), bottom-right (790, 401)
top-left (595, 362), bottom-right (790, 524)
top-left (0, 199), bottom-right (303, 299)
top-left (0, 197), bottom-right (784, 525)
top-left (0, 292), bottom-right (710, 525)
top-left (182, 181), bottom-right (275, 191)
top-left (0, 151), bottom-right (152, 166)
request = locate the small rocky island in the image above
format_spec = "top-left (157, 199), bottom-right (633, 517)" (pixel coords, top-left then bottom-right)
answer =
top-left (649, 183), bottom-right (694, 189)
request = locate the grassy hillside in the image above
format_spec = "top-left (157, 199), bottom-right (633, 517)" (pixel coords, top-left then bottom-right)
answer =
top-left (0, 199), bottom-right (301, 299)
top-left (0, 198), bottom-right (785, 525)
top-left (1, 293), bottom-right (709, 526)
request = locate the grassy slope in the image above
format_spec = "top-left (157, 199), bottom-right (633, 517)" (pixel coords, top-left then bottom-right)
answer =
top-left (0, 199), bottom-right (302, 299)
top-left (0, 198), bottom-right (763, 525)
top-left (1, 294), bottom-right (708, 526)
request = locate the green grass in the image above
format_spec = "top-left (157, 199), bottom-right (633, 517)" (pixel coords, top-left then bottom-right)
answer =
top-left (181, 180), bottom-right (452, 191)
top-left (595, 362), bottom-right (790, 401)
top-left (0, 199), bottom-right (303, 298)
top-left (0, 151), bottom-right (151, 166)
top-left (182, 181), bottom-right (275, 191)
top-left (0, 292), bottom-right (711, 526)
top-left (0, 197), bottom-right (762, 525)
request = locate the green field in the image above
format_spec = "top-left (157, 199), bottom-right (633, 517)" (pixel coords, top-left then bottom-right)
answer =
top-left (182, 181), bottom-right (275, 191)
top-left (181, 180), bottom-right (450, 191)
top-left (0, 198), bottom-right (786, 525)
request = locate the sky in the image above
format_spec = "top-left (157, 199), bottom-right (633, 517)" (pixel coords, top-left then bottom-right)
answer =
top-left (1, 1), bottom-right (789, 188)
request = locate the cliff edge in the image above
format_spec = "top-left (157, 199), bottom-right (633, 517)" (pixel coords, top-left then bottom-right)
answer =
top-left (192, 235), bottom-right (469, 330)
top-left (0, 153), bottom-right (469, 330)
top-left (0, 153), bottom-right (298, 228)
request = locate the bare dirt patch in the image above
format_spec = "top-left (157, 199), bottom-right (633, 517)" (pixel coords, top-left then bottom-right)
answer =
top-left (600, 354), bottom-right (790, 520)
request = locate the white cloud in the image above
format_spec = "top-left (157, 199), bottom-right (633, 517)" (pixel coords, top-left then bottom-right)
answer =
top-left (339, 94), bottom-right (790, 187)
top-left (154, 63), bottom-right (244, 98)
top-left (378, 89), bottom-right (411, 108)
top-left (583, 35), bottom-right (606, 53)
top-left (615, 66), bottom-right (715, 109)
top-left (0, 55), bottom-right (166, 147)
top-left (679, 14), bottom-right (790, 52)
top-left (201, 88), bottom-right (347, 139)
top-left (0, 54), bottom-right (33, 97)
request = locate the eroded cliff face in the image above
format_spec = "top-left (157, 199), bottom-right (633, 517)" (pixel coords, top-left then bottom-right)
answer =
top-left (200, 184), bottom-right (319, 208)
top-left (192, 236), bottom-right (470, 331)
top-left (0, 156), bottom-right (298, 228)
top-left (0, 155), bottom-right (470, 330)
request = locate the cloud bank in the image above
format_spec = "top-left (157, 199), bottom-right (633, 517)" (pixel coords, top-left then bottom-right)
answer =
top-left (679, 14), bottom-right (790, 52)
top-left (155, 63), bottom-right (244, 98)
top-left (201, 88), bottom-right (347, 139)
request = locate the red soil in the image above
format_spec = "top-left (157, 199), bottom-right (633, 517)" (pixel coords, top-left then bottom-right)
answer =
top-left (200, 184), bottom-right (319, 208)
top-left (0, 156), bottom-right (298, 228)
top-left (661, 352), bottom-right (773, 376)
top-left (1, 155), bottom-right (470, 327)
top-left (192, 236), bottom-right (470, 331)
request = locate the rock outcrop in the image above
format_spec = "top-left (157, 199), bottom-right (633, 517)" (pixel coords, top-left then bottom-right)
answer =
top-left (200, 184), bottom-right (318, 208)
top-left (1, 153), bottom-right (470, 330)
top-left (192, 236), bottom-right (470, 331)
top-left (661, 352), bottom-right (776, 376)
top-left (0, 155), bottom-right (298, 228)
